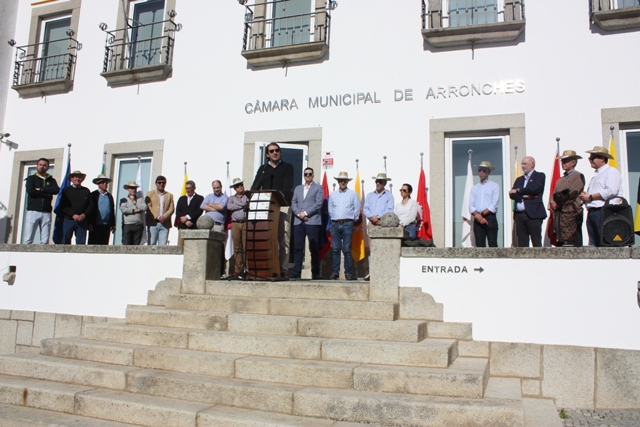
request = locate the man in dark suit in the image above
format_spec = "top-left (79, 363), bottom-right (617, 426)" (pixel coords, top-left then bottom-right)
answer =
top-left (175, 180), bottom-right (204, 230)
top-left (291, 167), bottom-right (324, 280)
top-left (89, 174), bottom-right (116, 245)
top-left (509, 156), bottom-right (547, 247)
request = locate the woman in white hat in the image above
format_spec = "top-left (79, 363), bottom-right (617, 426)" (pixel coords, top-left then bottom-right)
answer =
top-left (120, 181), bottom-right (147, 245)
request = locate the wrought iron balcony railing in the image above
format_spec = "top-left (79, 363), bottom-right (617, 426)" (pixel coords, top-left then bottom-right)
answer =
top-left (422, 0), bottom-right (525, 29)
top-left (100, 17), bottom-right (181, 73)
top-left (242, 0), bottom-right (332, 52)
top-left (9, 35), bottom-right (81, 87)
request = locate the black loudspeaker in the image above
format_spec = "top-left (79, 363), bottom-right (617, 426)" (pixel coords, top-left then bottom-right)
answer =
top-left (600, 197), bottom-right (635, 247)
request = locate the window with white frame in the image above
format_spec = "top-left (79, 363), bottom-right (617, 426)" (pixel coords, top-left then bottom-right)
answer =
top-left (253, 142), bottom-right (309, 188)
top-left (17, 162), bottom-right (55, 243)
top-left (619, 127), bottom-right (640, 246)
top-left (113, 157), bottom-right (153, 245)
top-left (444, 134), bottom-right (512, 247)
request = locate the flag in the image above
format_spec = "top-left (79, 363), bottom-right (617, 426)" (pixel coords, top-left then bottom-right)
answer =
top-left (416, 167), bottom-right (433, 241)
top-left (460, 158), bottom-right (475, 247)
top-left (609, 133), bottom-right (618, 169)
top-left (351, 169), bottom-right (366, 262)
top-left (135, 159), bottom-right (147, 245)
top-left (52, 148), bottom-right (71, 244)
top-left (318, 172), bottom-right (332, 260)
top-left (224, 168), bottom-right (234, 260)
top-left (545, 149), bottom-right (561, 246)
top-left (635, 176), bottom-right (640, 236)
top-left (180, 164), bottom-right (189, 197)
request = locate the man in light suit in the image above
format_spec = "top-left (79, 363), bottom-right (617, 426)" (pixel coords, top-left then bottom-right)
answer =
top-left (509, 156), bottom-right (547, 247)
top-left (291, 167), bottom-right (324, 280)
top-left (145, 175), bottom-right (175, 246)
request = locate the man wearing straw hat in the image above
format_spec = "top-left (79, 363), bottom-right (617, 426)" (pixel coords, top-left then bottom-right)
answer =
top-left (58, 170), bottom-right (94, 245)
top-left (469, 161), bottom-right (500, 247)
top-left (364, 173), bottom-right (394, 226)
top-left (120, 181), bottom-right (147, 245)
top-left (509, 156), bottom-right (547, 247)
top-left (88, 174), bottom-right (116, 245)
top-left (227, 178), bottom-right (248, 278)
top-left (549, 150), bottom-right (585, 247)
top-left (579, 146), bottom-right (623, 247)
top-left (328, 172), bottom-right (360, 280)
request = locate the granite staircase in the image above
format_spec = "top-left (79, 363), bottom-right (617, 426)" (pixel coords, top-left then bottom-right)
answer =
top-left (0, 278), bottom-right (532, 426)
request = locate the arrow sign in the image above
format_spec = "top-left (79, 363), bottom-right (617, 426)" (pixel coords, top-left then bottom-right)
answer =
top-left (474, 267), bottom-right (484, 273)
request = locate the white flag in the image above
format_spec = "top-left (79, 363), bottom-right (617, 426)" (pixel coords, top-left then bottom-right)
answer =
top-left (460, 159), bottom-right (475, 247)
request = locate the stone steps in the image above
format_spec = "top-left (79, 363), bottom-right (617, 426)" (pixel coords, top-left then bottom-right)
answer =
top-left (166, 294), bottom-right (398, 320)
top-left (205, 280), bottom-right (370, 301)
top-left (37, 336), bottom-right (484, 398)
top-left (0, 403), bottom-right (140, 427)
top-left (125, 306), bottom-right (426, 342)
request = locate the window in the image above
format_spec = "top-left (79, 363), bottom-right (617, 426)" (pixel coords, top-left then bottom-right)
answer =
top-left (241, 0), bottom-right (333, 67)
top-left (448, 0), bottom-right (499, 27)
top-left (253, 142), bottom-right (309, 188)
top-left (445, 135), bottom-right (510, 247)
top-left (113, 157), bottom-right (152, 245)
top-left (17, 163), bottom-right (56, 244)
top-left (429, 113), bottom-right (525, 248)
top-left (7, 148), bottom-right (64, 244)
top-left (103, 139), bottom-right (165, 244)
top-left (422, 0), bottom-right (525, 48)
top-left (9, 0), bottom-right (82, 98)
top-left (591, 0), bottom-right (640, 31)
top-left (618, 128), bottom-right (640, 247)
top-left (100, 0), bottom-right (180, 87)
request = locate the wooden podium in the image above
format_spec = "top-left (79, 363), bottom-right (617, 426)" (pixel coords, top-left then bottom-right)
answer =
top-left (245, 190), bottom-right (288, 280)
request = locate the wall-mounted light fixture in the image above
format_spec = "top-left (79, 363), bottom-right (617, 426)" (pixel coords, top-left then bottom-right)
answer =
top-left (0, 132), bottom-right (18, 151)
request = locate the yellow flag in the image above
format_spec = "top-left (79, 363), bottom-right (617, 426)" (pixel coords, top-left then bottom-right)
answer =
top-left (351, 169), bottom-right (365, 262)
top-left (609, 134), bottom-right (618, 169)
top-left (515, 155), bottom-right (521, 178)
top-left (180, 169), bottom-right (188, 196)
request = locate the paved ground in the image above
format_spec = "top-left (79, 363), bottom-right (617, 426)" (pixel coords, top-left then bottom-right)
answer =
top-left (560, 409), bottom-right (640, 427)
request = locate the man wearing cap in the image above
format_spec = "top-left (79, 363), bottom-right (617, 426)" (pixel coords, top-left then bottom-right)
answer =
top-left (550, 151), bottom-right (585, 247)
top-left (145, 175), bottom-right (175, 246)
top-left (23, 157), bottom-right (59, 244)
top-left (88, 174), bottom-right (116, 245)
top-left (58, 170), bottom-right (94, 245)
top-left (364, 173), bottom-right (394, 226)
top-left (120, 181), bottom-right (147, 245)
top-left (227, 178), bottom-right (248, 277)
top-left (469, 161), bottom-right (500, 247)
top-left (201, 180), bottom-right (228, 233)
top-left (328, 172), bottom-right (360, 280)
top-left (579, 146), bottom-right (623, 247)
top-left (175, 180), bottom-right (204, 231)
top-left (509, 156), bottom-right (547, 247)
top-left (291, 167), bottom-right (324, 280)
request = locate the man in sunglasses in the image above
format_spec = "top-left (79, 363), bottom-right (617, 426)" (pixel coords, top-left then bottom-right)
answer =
top-left (145, 175), bottom-right (175, 246)
top-left (291, 167), bottom-right (324, 280)
top-left (251, 142), bottom-right (295, 276)
top-left (364, 173), bottom-right (395, 226)
top-left (579, 146), bottom-right (623, 246)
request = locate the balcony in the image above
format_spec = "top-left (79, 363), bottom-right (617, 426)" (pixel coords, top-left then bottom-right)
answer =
top-left (422, 0), bottom-right (525, 48)
top-left (8, 34), bottom-right (81, 99)
top-left (100, 16), bottom-right (181, 88)
top-left (592, 0), bottom-right (640, 31)
top-left (241, 0), bottom-right (334, 67)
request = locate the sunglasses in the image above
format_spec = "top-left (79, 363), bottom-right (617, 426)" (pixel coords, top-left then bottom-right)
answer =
top-left (234, 183), bottom-right (244, 188)
top-left (304, 172), bottom-right (313, 176)
top-left (589, 156), bottom-right (603, 160)
top-left (156, 182), bottom-right (166, 185)
top-left (400, 189), bottom-right (408, 192)
top-left (269, 148), bottom-right (280, 153)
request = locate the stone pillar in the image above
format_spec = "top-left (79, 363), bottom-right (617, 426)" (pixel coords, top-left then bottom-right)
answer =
top-left (180, 230), bottom-right (225, 294)
top-left (368, 226), bottom-right (405, 302)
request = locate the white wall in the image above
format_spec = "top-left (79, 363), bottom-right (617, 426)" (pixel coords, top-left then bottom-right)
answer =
top-left (1, 0), bottom-right (639, 245)
top-left (0, 251), bottom-right (183, 318)
top-left (401, 256), bottom-right (640, 350)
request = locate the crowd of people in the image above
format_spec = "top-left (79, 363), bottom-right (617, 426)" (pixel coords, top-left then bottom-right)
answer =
top-left (21, 143), bottom-right (632, 280)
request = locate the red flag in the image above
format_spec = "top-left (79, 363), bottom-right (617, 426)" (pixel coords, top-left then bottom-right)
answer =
top-left (318, 172), bottom-right (332, 259)
top-left (546, 149), bottom-right (561, 246)
top-left (416, 168), bottom-right (433, 241)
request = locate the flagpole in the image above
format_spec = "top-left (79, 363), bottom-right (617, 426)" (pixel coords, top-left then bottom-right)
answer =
top-left (101, 151), bottom-right (107, 175)
top-left (420, 152), bottom-right (424, 170)
top-left (383, 156), bottom-right (387, 174)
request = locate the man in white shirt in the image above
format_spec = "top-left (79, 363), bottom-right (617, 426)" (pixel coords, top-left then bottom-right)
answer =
top-left (579, 146), bottom-right (623, 247)
top-left (469, 161), bottom-right (500, 247)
